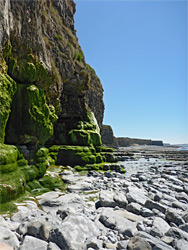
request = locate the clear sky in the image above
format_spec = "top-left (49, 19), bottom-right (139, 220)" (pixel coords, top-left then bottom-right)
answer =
top-left (74, 0), bottom-right (187, 144)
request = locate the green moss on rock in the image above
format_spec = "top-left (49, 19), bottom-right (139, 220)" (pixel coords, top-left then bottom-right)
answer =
top-left (36, 161), bottom-right (49, 178)
top-left (6, 84), bottom-right (57, 145)
top-left (56, 145), bottom-right (97, 166)
top-left (19, 165), bottom-right (38, 182)
top-left (0, 144), bottom-right (18, 165)
top-left (0, 144), bottom-right (26, 203)
top-left (39, 175), bottom-right (64, 190)
top-left (0, 73), bottom-right (17, 143)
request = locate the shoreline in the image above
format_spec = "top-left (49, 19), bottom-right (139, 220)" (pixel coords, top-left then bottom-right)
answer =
top-left (0, 147), bottom-right (188, 249)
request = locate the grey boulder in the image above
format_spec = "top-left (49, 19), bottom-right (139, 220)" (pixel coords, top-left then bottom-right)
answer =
top-left (49, 214), bottom-right (100, 250)
top-left (19, 235), bottom-right (48, 250)
top-left (0, 226), bottom-right (19, 250)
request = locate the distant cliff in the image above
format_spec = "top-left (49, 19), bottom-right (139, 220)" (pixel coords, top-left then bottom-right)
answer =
top-left (101, 125), bottom-right (163, 147)
top-left (116, 137), bottom-right (164, 147)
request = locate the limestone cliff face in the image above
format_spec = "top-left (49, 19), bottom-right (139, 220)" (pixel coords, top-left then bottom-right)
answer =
top-left (0, 0), bottom-right (104, 146)
top-left (0, 0), bottom-right (118, 205)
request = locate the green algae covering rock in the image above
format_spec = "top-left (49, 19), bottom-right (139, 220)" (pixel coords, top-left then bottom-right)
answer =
top-left (55, 144), bottom-right (118, 169)
top-left (67, 110), bottom-right (102, 146)
top-left (0, 144), bottom-right (26, 203)
top-left (56, 146), bottom-right (96, 167)
top-left (0, 73), bottom-right (17, 143)
top-left (6, 84), bottom-right (57, 145)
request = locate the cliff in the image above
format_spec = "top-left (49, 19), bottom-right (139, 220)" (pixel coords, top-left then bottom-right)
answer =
top-left (0, 0), bottom-right (119, 205)
top-left (116, 137), bottom-right (164, 147)
top-left (101, 125), bottom-right (163, 147)
top-left (0, 0), bottom-right (104, 145)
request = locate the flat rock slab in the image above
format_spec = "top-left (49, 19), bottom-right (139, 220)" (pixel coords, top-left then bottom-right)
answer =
top-left (145, 199), bottom-right (167, 214)
top-left (68, 181), bottom-right (93, 192)
top-left (49, 214), bottom-right (100, 250)
top-left (38, 193), bottom-right (82, 207)
top-left (135, 231), bottom-right (175, 250)
top-left (150, 216), bottom-right (170, 237)
top-left (99, 208), bottom-right (137, 237)
top-left (19, 235), bottom-right (48, 250)
top-left (126, 186), bottom-right (148, 206)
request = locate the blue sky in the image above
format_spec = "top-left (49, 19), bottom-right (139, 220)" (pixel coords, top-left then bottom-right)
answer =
top-left (74, 0), bottom-right (187, 144)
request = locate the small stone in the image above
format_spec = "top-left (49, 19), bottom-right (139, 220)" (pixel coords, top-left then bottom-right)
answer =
top-left (113, 192), bottom-right (128, 208)
top-left (126, 187), bottom-right (147, 206)
top-left (172, 201), bottom-right (188, 211)
top-left (127, 236), bottom-right (151, 250)
top-left (145, 199), bottom-right (166, 214)
top-left (175, 192), bottom-right (188, 203)
top-left (166, 227), bottom-right (188, 241)
top-left (104, 242), bottom-right (117, 249)
top-left (179, 223), bottom-right (188, 233)
top-left (99, 190), bottom-right (116, 207)
top-left (139, 175), bottom-right (147, 181)
top-left (182, 211), bottom-right (188, 222)
top-left (174, 239), bottom-right (188, 250)
top-left (47, 242), bottom-right (61, 250)
top-left (161, 236), bottom-right (174, 245)
top-left (117, 240), bottom-right (128, 250)
top-left (150, 217), bottom-right (170, 238)
top-left (171, 184), bottom-right (184, 192)
top-left (154, 192), bottom-right (162, 202)
top-left (85, 236), bottom-right (103, 249)
top-left (136, 221), bottom-right (146, 232)
top-left (126, 202), bottom-right (142, 215)
top-left (140, 207), bottom-right (154, 217)
top-left (165, 208), bottom-right (185, 226)
top-left (130, 177), bottom-right (139, 182)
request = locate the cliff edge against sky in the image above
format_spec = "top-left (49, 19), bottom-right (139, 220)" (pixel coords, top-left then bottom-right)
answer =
top-left (0, 0), bottom-right (121, 205)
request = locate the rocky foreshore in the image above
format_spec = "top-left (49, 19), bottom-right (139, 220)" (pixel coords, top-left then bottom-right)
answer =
top-left (0, 146), bottom-right (188, 250)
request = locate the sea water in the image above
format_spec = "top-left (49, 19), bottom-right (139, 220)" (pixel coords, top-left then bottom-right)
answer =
top-left (178, 144), bottom-right (188, 151)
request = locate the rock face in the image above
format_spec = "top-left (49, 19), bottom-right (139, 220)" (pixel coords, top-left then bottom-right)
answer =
top-left (116, 137), bottom-right (164, 147)
top-left (0, 0), bottom-right (104, 147)
top-left (0, 0), bottom-right (119, 205)
top-left (101, 126), bottom-right (164, 148)
top-left (101, 125), bottom-right (118, 147)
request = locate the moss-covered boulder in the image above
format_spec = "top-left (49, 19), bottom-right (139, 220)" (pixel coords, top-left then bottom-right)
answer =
top-left (0, 144), bottom-right (26, 203)
top-left (0, 73), bottom-right (17, 143)
top-left (6, 84), bottom-right (57, 145)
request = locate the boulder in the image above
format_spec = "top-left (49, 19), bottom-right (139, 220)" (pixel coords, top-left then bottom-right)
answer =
top-left (99, 208), bottom-right (137, 237)
top-left (49, 214), bottom-right (100, 250)
top-left (126, 187), bottom-right (147, 206)
top-left (19, 235), bottom-right (48, 250)
top-left (99, 190), bottom-right (116, 207)
top-left (150, 217), bottom-right (170, 238)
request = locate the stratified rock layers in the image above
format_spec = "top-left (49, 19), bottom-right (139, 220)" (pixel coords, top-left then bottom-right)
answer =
top-left (0, 0), bottom-right (104, 146)
top-left (0, 0), bottom-right (116, 204)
